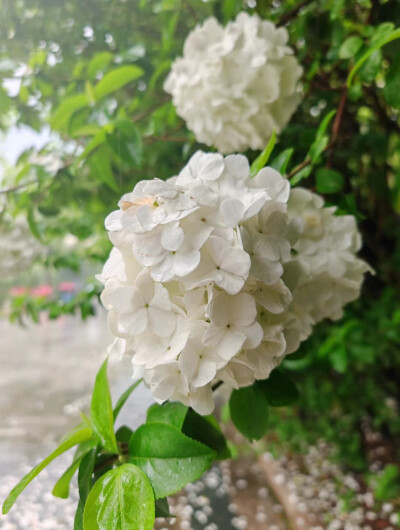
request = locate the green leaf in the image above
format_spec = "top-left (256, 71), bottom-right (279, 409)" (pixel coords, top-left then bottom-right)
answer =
top-left (38, 205), bottom-right (60, 216)
top-left (50, 94), bottom-right (89, 131)
top-left (290, 165), bottom-right (312, 186)
top-left (316, 109), bottom-right (337, 140)
top-left (308, 136), bottom-right (329, 164)
top-left (347, 27), bottom-right (400, 87)
top-left (90, 359), bottom-right (118, 454)
top-left (250, 130), bottom-right (276, 178)
top-left (114, 118), bottom-right (137, 137)
top-left (155, 497), bottom-right (174, 518)
top-left (74, 500), bottom-right (85, 530)
top-left (182, 409), bottom-right (230, 460)
top-left (384, 58), bottom-right (400, 109)
top-left (229, 384), bottom-right (269, 442)
top-left (106, 132), bottom-right (141, 168)
top-left (78, 448), bottom-right (97, 503)
top-left (94, 66), bottom-right (144, 101)
top-left (359, 48), bottom-right (382, 83)
top-left (89, 146), bottom-right (119, 192)
top-left (115, 120), bottom-right (143, 165)
top-left (223, 0), bottom-right (239, 21)
top-left (316, 167), bottom-right (344, 194)
top-left (52, 438), bottom-right (97, 499)
top-left (83, 464), bottom-right (155, 530)
top-left (52, 457), bottom-right (82, 499)
top-left (79, 130), bottom-right (107, 160)
top-left (0, 86), bottom-right (11, 113)
top-left (339, 36), bottom-right (363, 59)
top-left (256, 369), bottom-right (300, 407)
top-left (146, 402), bottom-right (188, 430)
top-left (113, 380), bottom-right (142, 422)
top-left (129, 423), bottom-right (215, 498)
top-left (270, 148), bottom-right (294, 174)
top-left (27, 207), bottom-right (43, 242)
top-left (2, 425), bottom-right (92, 514)
top-left (116, 426), bottom-right (134, 444)
top-left (88, 51), bottom-right (114, 81)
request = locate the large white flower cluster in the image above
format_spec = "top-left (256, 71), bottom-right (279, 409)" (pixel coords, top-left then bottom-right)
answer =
top-left (0, 215), bottom-right (40, 278)
top-left (164, 12), bottom-right (303, 154)
top-left (99, 152), bottom-right (369, 414)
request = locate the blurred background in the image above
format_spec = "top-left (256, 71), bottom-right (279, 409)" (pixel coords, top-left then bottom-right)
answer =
top-left (0, 0), bottom-right (400, 528)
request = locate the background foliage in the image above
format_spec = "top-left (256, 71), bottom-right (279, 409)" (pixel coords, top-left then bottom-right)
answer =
top-left (1, 0), bottom-right (400, 515)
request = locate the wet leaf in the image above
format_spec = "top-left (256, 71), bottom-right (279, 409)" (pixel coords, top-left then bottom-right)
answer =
top-left (129, 423), bottom-right (215, 498)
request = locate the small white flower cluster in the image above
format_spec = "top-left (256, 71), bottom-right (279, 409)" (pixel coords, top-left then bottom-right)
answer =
top-left (99, 152), bottom-right (369, 414)
top-left (0, 215), bottom-right (40, 278)
top-left (284, 188), bottom-right (372, 344)
top-left (164, 12), bottom-right (303, 154)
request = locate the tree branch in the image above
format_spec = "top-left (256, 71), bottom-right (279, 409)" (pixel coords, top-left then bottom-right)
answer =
top-left (0, 179), bottom-right (38, 195)
top-left (277, 0), bottom-right (316, 26)
top-left (287, 142), bottom-right (334, 180)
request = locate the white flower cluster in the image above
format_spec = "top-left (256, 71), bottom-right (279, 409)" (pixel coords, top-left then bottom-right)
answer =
top-left (0, 215), bottom-right (40, 278)
top-left (99, 152), bottom-right (369, 415)
top-left (164, 12), bottom-right (303, 154)
top-left (284, 188), bottom-right (372, 344)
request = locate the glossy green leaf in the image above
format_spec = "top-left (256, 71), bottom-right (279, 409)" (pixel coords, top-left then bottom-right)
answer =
top-left (256, 369), bottom-right (300, 407)
top-left (2, 425), bottom-right (92, 514)
top-left (316, 109), bottom-right (336, 140)
top-left (229, 384), bottom-right (269, 442)
top-left (52, 457), bottom-right (82, 499)
top-left (129, 422), bottom-right (215, 498)
top-left (308, 136), bottom-right (328, 164)
top-left (52, 438), bottom-right (97, 499)
top-left (270, 148), bottom-right (294, 174)
top-left (83, 464), bottom-right (155, 530)
top-left (347, 27), bottom-right (400, 87)
top-left (94, 65), bottom-right (144, 101)
top-left (74, 500), bottom-right (85, 530)
top-left (316, 167), bottom-right (344, 194)
top-left (90, 359), bottom-right (118, 454)
top-left (182, 409), bottom-right (230, 460)
top-left (250, 130), bottom-right (276, 178)
top-left (113, 380), bottom-right (142, 422)
top-left (78, 448), bottom-right (97, 503)
top-left (155, 497), bottom-right (174, 518)
top-left (146, 402), bottom-right (188, 430)
top-left (339, 36), bottom-right (363, 59)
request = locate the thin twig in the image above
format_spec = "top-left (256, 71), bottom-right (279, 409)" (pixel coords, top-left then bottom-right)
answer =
top-left (328, 86), bottom-right (348, 166)
top-left (331, 87), bottom-right (348, 144)
top-left (0, 179), bottom-right (38, 195)
top-left (277, 0), bottom-right (316, 26)
top-left (287, 142), bottom-right (334, 180)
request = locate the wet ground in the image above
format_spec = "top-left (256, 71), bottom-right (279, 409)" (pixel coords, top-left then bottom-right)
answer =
top-left (0, 313), bottom-right (288, 530)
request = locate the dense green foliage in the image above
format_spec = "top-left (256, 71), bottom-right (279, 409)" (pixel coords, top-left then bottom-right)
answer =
top-left (1, 0), bottom-right (400, 525)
